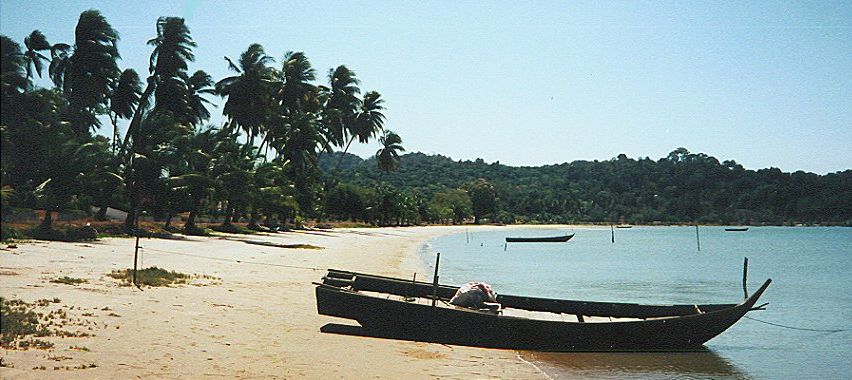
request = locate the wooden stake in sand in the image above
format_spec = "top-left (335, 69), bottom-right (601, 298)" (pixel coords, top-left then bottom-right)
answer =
top-left (132, 213), bottom-right (140, 287)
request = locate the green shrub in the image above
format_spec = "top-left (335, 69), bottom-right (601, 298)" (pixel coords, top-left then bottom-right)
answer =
top-left (1, 225), bottom-right (20, 241)
top-left (107, 267), bottom-right (190, 287)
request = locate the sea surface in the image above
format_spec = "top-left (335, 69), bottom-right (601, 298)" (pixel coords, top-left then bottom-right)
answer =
top-left (419, 226), bottom-right (851, 379)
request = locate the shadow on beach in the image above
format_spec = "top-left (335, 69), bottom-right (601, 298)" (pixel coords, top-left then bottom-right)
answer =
top-left (321, 323), bottom-right (751, 379)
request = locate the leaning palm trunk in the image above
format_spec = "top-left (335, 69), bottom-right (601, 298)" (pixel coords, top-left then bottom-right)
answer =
top-left (95, 206), bottom-right (109, 221)
top-left (118, 77), bottom-right (155, 160)
top-left (247, 209), bottom-right (261, 229)
top-left (40, 210), bottom-right (53, 230)
top-left (184, 211), bottom-right (198, 230)
top-left (221, 203), bottom-right (233, 226)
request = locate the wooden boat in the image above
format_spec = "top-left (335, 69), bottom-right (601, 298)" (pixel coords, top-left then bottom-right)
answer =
top-left (725, 227), bottom-right (749, 232)
top-left (505, 233), bottom-right (574, 243)
top-left (315, 268), bottom-right (771, 351)
top-left (616, 225), bottom-right (633, 229)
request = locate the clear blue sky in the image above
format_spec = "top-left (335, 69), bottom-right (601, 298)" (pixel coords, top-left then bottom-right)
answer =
top-left (2, 1), bottom-right (850, 173)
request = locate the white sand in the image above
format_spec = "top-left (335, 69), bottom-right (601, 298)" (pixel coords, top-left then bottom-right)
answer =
top-left (0, 226), bottom-right (549, 379)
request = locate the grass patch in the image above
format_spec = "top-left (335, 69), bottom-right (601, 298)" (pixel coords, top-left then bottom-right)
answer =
top-left (209, 223), bottom-right (256, 234)
top-left (1, 224), bottom-right (21, 242)
top-left (26, 225), bottom-right (98, 242)
top-left (107, 267), bottom-right (191, 287)
top-left (182, 225), bottom-right (212, 236)
top-left (0, 298), bottom-right (51, 348)
top-left (50, 276), bottom-right (88, 286)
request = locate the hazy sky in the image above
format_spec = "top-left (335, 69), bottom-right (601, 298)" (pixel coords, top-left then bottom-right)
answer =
top-left (2, 1), bottom-right (850, 173)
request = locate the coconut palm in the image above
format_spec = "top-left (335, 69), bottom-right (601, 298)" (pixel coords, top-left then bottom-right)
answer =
top-left (375, 130), bottom-right (404, 173)
top-left (47, 42), bottom-right (71, 89)
top-left (277, 51), bottom-right (317, 115)
top-left (23, 30), bottom-right (51, 83)
top-left (64, 10), bottom-right (120, 135)
top-left (1, 35), bottom-right (28, 98)
top-left (328, 90), bottom-right (386, 175)
top-left (324, 65), bottom-right (361, 148)
top-left (109, 69), bottom-right (142, 152)
top-left (182, 70), bottom-right (215, 126)
top-left (121, 16), bottom-right (196, 158)
top-left (215, 43), bottom-right (275, 144)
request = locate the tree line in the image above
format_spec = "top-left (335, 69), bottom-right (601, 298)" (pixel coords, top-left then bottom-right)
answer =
top-left (2, 10), bottom-right (849, 236)
top-left (319, 149), bottom-right (851, 226)
top-left (1, 10), bottom-right (405, 236)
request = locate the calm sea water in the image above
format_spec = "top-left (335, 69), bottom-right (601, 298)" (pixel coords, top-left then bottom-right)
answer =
top-left (419, 226), bottom-right (851, 379)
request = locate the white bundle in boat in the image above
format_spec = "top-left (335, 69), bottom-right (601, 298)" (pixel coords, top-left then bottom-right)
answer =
top-left (449, 282), bottom-right (499, 310)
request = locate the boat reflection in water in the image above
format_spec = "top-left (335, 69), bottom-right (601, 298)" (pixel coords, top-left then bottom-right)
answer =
top-left (522, 349), bottom-right (751, 380)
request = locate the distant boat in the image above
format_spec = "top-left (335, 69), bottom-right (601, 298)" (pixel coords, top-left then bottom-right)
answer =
top-left (505, 234), bottom-right (574, 243)
top-left (725, 227), bottom-right (749, 232)
top-left (616, 225), bottom-right (633, 229)
top-left (316, 268), bottom-right (772, 351)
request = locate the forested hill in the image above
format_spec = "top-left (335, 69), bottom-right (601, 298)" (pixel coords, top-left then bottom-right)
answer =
top-left (319, 148), bottom-right (851, 225)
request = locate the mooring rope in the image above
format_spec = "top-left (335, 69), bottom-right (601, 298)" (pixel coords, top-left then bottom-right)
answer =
top-left (744, 315), bottom-right (844, 333)
top-left (141, 247), bottom-right (324, 272)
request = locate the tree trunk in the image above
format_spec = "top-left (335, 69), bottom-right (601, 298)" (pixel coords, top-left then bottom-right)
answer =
top-left (118, 76), bottom-right (155, 160)
top-left (111, 113), bottom-right (119, 154)
top-left (248, 210), bottom-right (260, 229)
top-left (185, 211), bottom-right (197, 230)
top-left (95, 206), bottom-right (109, 221)
top-left (222, 202), bottom-right (233, 226)
top-left (40, 210), bottom-right (53, 230)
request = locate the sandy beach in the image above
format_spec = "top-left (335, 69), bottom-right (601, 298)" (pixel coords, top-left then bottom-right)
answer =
top-left (0, 226), bottom-right (547, 379)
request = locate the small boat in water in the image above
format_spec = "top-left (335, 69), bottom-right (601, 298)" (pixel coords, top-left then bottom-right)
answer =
top-left (505, 233), bottom-right (575, 243)
top-left (725, 227), bottom-right (749, 232)
top-left (315, 265), bottom-right (771, 351)
top-left (616, 225), bottom-right (633, 229)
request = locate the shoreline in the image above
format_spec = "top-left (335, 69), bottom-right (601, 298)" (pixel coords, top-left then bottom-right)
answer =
top-left (0, 225), bottom-right (547, 379)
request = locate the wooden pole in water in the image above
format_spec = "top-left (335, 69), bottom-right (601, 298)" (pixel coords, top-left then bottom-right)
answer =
top-left (466, 227), bottom-right (470, 244)
top-left (695, 224), bottom-right (701, 252)
top-left (432, 252), bottom-right (440, 307)
top-left (742, 257), bottom-right (749, 299)
top-left (611, 225), bottom-right (615, 243)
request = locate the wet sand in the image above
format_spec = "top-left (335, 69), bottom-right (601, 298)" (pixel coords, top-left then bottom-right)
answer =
top-left (0, 226), bottom-right (547, 379)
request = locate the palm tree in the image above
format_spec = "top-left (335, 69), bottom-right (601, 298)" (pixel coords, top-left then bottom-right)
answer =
top-left (47, 42), bottom-right (71, 89)
top-left (109, 69), bottom-right (142, 152)
top-left (1, 35), bottom-right (28, 98)
top-left (375, 130), bottom-right (404, 173)
top-left (121, 16), bottom-right (196, 159)
top-left (120, 17), bottom-right (196, 230)
top-left (324, 65), bottom-right (361, 148)
top-left (215, 43), bottom-right (275, 145)
top-left (64, 10), bottom-right (121, 135)
top-left (338, 90), bottom-right (385, 159)
top-left (23, 30), bottom-right (51, 84)
top-left (277, 51), bottom-right (317, 115)
top-left (182, 70), bottom-right (215, 125)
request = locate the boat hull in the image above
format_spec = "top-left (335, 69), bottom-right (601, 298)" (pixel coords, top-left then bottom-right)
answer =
top-left (316, 278), bottom-right (770, 351)
top-left (506, 234), bottom-right (574, 243)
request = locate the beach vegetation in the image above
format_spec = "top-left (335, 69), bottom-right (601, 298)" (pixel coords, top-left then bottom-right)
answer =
top-left (106, 267), bottom-right (208, 287)
top-left (50, 276), bottom-right (87, 285)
